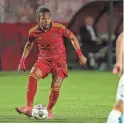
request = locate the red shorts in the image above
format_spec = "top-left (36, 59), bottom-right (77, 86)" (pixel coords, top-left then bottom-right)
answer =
top-left (34, 59), bottom-right (68, 79)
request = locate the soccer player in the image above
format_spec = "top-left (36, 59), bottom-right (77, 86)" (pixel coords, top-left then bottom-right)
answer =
top-left (107, 31), bottom-right (124, 123)
top-left (15, 6), bottom-right (87, 119)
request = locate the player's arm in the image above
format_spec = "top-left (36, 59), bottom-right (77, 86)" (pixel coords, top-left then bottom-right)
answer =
top-left (21, 41), bottom-right (34, 58)
top-left (63, 28), bottom-right (87, 65)
top-left (113, 32), bottom-right (123, 75)
top-left (18, 32), bottom-right (35, 72)
top-left (116, 32), bottom-right (123, 63)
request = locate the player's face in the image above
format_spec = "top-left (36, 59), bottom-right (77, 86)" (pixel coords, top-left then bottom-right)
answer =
top-left (39, 12), bottom-right (52, 30)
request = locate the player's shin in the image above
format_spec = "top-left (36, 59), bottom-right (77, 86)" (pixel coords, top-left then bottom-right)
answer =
top-left (107, 109), bottom-right (121, 123)
top-left (26, 75), bottom-right (38, 107)
top-left (47, 87), bottom-right (60, 111)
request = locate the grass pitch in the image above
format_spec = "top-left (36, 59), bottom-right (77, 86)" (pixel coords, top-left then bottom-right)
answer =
top-left (0, 70), bottom-right (119, 123)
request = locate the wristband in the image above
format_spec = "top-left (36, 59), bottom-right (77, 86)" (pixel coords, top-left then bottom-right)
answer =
top-left (20, 57), bottom-right (26, 63)
top-left (76, 49), bottom-right (82, 57)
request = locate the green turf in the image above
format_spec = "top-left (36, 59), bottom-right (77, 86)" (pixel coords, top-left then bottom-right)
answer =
top-left (0, 70), bottom-right (119, 122)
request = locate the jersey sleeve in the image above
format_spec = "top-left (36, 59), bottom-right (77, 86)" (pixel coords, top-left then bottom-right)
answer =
top-left (28, 31), bottom-right (36, 43)
top-left (60, 25), bottom-right (72, 38)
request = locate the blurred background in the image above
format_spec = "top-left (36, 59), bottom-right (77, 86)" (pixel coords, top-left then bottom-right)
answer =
top-left (0, 0), bottom-right (123, 71)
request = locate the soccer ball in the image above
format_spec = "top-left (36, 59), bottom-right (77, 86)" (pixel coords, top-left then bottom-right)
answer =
top-left (32, 104), bottom-right (48, 119)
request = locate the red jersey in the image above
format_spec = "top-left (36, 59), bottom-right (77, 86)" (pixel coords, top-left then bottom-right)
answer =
top-left (28, 22), bottom-right (72, 64)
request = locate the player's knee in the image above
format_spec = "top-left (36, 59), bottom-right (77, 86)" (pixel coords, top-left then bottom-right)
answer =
top-left (52, 77), bottom-right (63, 91)
top-left (114, 101), bottom-right (123, 113)
top-left (30, 67), bottom-right (43, 80)
top-left (52, 84), bottom-right (60, 91)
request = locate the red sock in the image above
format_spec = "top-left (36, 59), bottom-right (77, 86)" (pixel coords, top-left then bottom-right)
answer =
top-left (26, 76), bottom-right (37, 107)
top-left (47, 89), bottom-right (59, 111)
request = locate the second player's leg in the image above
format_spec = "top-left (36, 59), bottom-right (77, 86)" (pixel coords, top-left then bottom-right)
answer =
top-left (107, 74), bottom-right (124, 123)
top-left (114, 101), bottom-right (123, 113)
top-left (115, 74), bottom-right (124, 113)
top-left (107, 101), bottom-right (123, 123)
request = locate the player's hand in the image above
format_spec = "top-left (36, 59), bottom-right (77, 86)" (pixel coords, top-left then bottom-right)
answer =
top-left (18, 57), bottom-right (26, 72)
top-left (112, 61), bottom-right (122, 76)
top-left (79, 55), bottom-right (87, 65)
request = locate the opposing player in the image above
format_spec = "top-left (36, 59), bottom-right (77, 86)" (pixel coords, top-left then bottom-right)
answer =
top-left (107, 31), bottom-right (124, 123)
top-left (15, 6), bottom-right (87, 119)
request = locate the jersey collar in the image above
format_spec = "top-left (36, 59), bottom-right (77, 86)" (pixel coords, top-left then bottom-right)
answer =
top-left (37, 23), bottom-right (52, 32)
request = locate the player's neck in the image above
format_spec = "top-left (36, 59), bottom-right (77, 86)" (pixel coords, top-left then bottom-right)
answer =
top-left (39, 24), bottom-right (51, 32)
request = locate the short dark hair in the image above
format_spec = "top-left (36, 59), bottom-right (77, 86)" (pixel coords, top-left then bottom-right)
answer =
top-left (36, 6), bottom-right (51, 20)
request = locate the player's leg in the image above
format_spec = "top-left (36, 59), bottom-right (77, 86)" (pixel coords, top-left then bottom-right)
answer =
top-left (26, 66), bottom-right (43, 107)
top-left (15, 66), bottom-right (44, 116)
top-left (107, 101), bottom-right (123, 123)
top-left (107, 74), bottom-right (124, 123)
top-left (47, 75), bottom-right (63, 118)
top-left (114, 101), bottom-right (124, 123)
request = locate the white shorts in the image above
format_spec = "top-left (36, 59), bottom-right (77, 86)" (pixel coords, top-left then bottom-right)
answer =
top-left (116, 74), bottom-right (124, 102)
